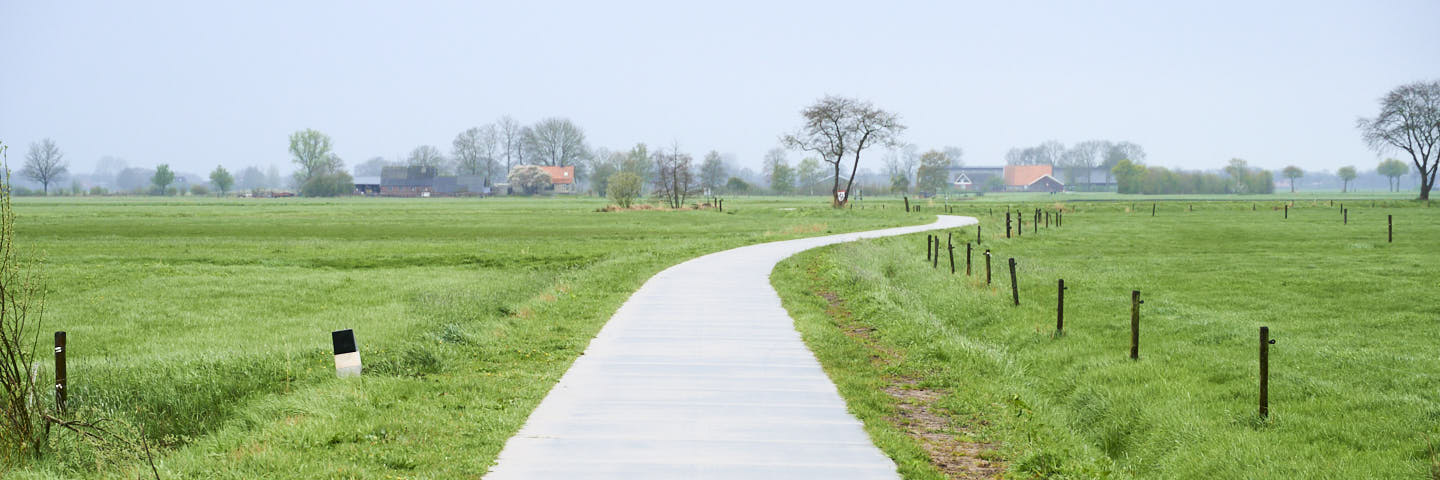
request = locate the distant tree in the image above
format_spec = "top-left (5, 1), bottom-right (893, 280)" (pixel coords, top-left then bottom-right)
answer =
top-left (762, 148), bottom-right (794, 194)
top-left (453, 125), bottom-right (500, 179)
top-left (301, 171), bottom-right (354, 197)
top-left (151, 164), bottom-right (175, 195)
top-left (782, 95), bottom-right (904, 207)
top-left (1225, 158), bottom-right (1253, 193)
top-left (607, 172), bottom-right (643, 208)
top-left (1358, 80), bottom-right (1439, 199)
top-left (523, 118), bottom-right (588, 169)
top-left (93, 155), bottom-right (127, 186)
top-left (289, 129), bottom-right (340, 185)
top-left (266, 164), bottom-right (283, 189)
top-left (353, 157), bottom-right (390, 177)
top-left (795, 157), bottom-right (823, 195)
top-left (653, 145), bottom-right (697, 208)
top-left (1282, 165), bottom-right (1304, 192)
top-left (942, 146), bottom-right (965, 167)
top-left (725, 176), bottom-right (752, 193)
top-left (236, 166), bottom-right (267, 190)
top-left (497, 115), bottom-right (524, 173)
top-left (209, 165), bottom-right (234, 196)
top-left (589, 149), bottom-right (622, 196)
top-left (507, 165), bottom-right (551, 195)
top-left (1376, 158), bottom-right (1410, 192)
top-left (406, 145), bottom-right (447, 170)
top-left (22, 138), bottom-right (67, 195)
top-left (915, 150), bottom-right (952, 194)
top-left (622, 143), bottom-right (654, 186)
top-left (1337, 166), bottom-right (1358, 193)
top-left (700, 151), bottom-right (728, 194)
top-left (189, 184), bottom-right (210, 196)
top-left (1111, 158), bottom-right (1147, 194)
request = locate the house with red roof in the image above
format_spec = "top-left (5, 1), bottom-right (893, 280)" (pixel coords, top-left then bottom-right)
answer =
top-left (949, 164), bottom-right (1065, 192)
top-left (536, 166), bottom-right (576, 194)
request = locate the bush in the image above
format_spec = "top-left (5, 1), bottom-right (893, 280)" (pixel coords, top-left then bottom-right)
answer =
top-left (300, 171), bottom-right (354, 197)
top-left (606, 172), bottom-right (642, 208)
top-left (507, 165), bottom-right (551, 195)
top-left (189, 184), bottom-right (210, 196)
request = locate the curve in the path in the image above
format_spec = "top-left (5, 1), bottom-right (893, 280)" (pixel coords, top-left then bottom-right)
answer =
top-left (484, 215), bottom-right (979, 480)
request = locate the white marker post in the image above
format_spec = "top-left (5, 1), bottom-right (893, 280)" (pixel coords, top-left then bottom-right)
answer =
top-left (332, 329), bottom-right (362, 378)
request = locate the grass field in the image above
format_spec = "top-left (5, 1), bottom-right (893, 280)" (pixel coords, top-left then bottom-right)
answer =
top-left (772, 199), bottom-right (1440, 478)
top-left (5, 195), bottom-right (926, 478)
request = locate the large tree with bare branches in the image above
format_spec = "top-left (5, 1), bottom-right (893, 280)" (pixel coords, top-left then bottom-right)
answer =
top-left (1358, 80), bottom-right (1439, 200)
top-left (782, 96), bottom-right (904, 207)
top-left (22, 138), bottom-right (67, 195)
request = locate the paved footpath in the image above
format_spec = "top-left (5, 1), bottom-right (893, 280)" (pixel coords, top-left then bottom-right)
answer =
top-left (485, 215), bottom-right (978, 479)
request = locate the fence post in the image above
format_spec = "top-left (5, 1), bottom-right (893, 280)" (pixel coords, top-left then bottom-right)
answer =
top-left (1006, 212), bottom-right (1012, 238)
top-left (1343, 209), bottom-right (1347, 225)
top-left (1018, 212), bottom-right (1023, 237)
top-left (985, 249), bottom-right (992, 285)
top-left (1130, 291), bottom-right (1142, 360)
top-left (948, 242), bottom-right (955, 274)
top-left (966, 242), bottom-right (972, 276)
top-left (933, 238), bottom-right (939, 269)
top-left (1284, 204), bottom-right (1288, 219)
top-left (1057, 279), bottom-right (1066, 335)
top-left (1388, 215), bottom-right (1393, 242)
top-left (1152, 203), bottom-right (1156, 217)
top-left (977, 224), bottom-right (982, 245)
top-left (904, 196), bottom-right (910, 212)
top-left (926, 235), bottom-right (932, 262)
top-left (1259, 326), bottom-right (1273, 418)
top-left (54, 331), bottom-right (67, 412)
top-left (1008, 258), bottom-right (1019, 306)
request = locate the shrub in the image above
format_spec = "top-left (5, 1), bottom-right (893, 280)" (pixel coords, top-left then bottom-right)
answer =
top-left (300, 171), bottom-right (354, 197)
top-left (606, 172), bottom-right (642, 208)
top-left (188, 184), bottom-right (210, 196)
top-left (507, 165), bottom-right (551, 195)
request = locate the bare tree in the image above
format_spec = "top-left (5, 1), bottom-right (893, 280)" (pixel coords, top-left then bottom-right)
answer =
top-left (1358, 80), bottom-right (1439, 200)
top-left (497, 115), bottom-right (524, 172)
top-left (653, 144), bottom-right (697, 208)
top-left (523, 118), bottom-right (589, 170)
top-left (453, 125), bottom-right (500, 180)
top-left (782, 96), bottom-right (904, 207)
top-left (22, 138), bottom-right (67, 195)
top-left (406, 145), bottom-right (447, 171)
top-left (699, 150), bottom-right (727, 194)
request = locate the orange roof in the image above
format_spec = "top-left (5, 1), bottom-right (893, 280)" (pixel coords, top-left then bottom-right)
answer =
top-left (537, 166), bottom-right (575, 184)
top-left (1003, 165), bottom-right (1053, 186)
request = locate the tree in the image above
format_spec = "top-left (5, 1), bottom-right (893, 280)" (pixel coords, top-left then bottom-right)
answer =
top-left (1282, 166), bottom-right (1304, 193)
top-left (796, 157), bottom-right (823, 195)
top-left (237, 166), bottom-right (268, 190)
top-left (607, 172), bottom-right (643, 208)
top-left (22, 138), bottom-right (67, 195)
top-left (653, 145), bottom-right (697, 208)
top-left (589, 149), bottom-right (622, 196)
top-left (1337, 166), bottom-right (1357, 193)
top-left (1225, 158), bottom-right (1253, 193)
top-left (406, 145), bottom-right (447, 170)
top-left (452, 126), bottom-right (499, 179)
top-left (289, 129), bottom-right (339, 184)
top-left (523, 118), bottom-right (588, 169)
top-left (762, 148), bottom-right (795, 194)
top-left (209, 165), bottom-right (234, 196)
top-left (622, 143), bottom-right (653, 185)
top-left (300, 171), bottom-right (354, 197)
top-left (725, 177), bottom-right (752, 193)
top-left (1111, 158), bottom-right (1147, 194)
top-left (942, 146), bottom-right (965, 167)
top-left (151, 164), bottom-right (175, 195)
top-left (497, 115), bottom-right (524, 173)
top-left (915, 150), bottom-right (952, 194)
top-left (1377, 158), bottom-right (1410, 192)
top-left (1358, 80), bottom-right (1439, 200)
top-left (352, 157), bottom-right (391, 177)
top-left (700, 151), bottom-right (727, 194)
top-left (507, 165), bottom-right (551, 195)
top-left (782, 95), bottom-right (905, 207)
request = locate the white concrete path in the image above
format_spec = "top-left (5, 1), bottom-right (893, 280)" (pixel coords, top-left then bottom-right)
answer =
top-left (485, 215), bottom-right (978, 479)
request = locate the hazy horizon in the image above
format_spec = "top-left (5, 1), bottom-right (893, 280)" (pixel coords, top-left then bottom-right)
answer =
top-left (3, 1), bottom-right (1438, 179)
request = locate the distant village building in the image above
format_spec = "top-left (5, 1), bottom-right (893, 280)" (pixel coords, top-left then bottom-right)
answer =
top-left (379, 166), bottom-right (491, 197)
top-left (535, 166), bottom-right (576, 194)
top-left (949, 165), bottom-right (1065, 192)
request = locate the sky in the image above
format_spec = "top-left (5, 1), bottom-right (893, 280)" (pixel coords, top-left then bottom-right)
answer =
top-left (2, 0), bottom-right (1438, 178)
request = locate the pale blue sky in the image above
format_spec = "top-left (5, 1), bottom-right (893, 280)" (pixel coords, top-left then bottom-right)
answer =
top-left (2, 0), bottom-right (1437, 176)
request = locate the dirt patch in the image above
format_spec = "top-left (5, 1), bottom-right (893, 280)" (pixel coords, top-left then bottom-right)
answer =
top-left (886, 381), bottom-right (1003, 479)
top-left (811, 274), bottom-right (1003, 478)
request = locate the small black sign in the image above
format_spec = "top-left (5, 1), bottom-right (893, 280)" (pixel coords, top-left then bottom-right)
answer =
top-left (332, 329), bottom-right (357, 355)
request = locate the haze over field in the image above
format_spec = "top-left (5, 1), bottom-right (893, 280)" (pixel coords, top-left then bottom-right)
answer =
top-left (2, 0), bottom-right (1438, 177)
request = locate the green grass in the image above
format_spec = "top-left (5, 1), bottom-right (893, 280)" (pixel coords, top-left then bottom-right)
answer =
top-left (772, 199), bottom-right (1440, 478)
top-left (6, 195), bottom-right (927, 478)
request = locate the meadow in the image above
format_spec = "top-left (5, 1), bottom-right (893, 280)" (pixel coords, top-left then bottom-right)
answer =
top-left (772, 197), bottom-right (1439, 478)
top-left (5, 195), bottom-right (924, 478)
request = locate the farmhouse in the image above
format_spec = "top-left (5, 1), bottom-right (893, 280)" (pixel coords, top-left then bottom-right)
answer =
top-left (949, 165), bottom-right (1065, 192)
top-left (536, 166), bottom-right (576, 194)
top-left (380, 166), bottom-right (491, 197)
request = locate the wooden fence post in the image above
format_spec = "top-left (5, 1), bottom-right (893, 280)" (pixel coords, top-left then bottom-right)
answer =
top-left (1130, 291), bottom-right (1142, 360)
top-left (926, 235), bottom-right (932, 262)
top-left (1008, 258), bottom-right (1019, 306)
top-left (977, 225), bottom-right (982, 245)
top-left (904, 196), bottom-right (910, 212)
top-left (1343, 209), bottom-right (1347, 225)
top-left (1260, 326), bottom-right (1273, 418)
top-left (1388, 215), bottom-right (1393, 242)
top-left (1284, 204), bottom-right (1288, 219)
top-left (985, 249), bottom-right (992, 285)
top-left (948, 242), bottom-right (955, 274)
top-left (1152, 203), bottom-right (1156, 217)
top-left (1057, 279), bottom-right (1066, 335)
top-left (54, 331), bottom-right (67, 412)
top-left (933, 238), bottom-right (939, 269)
top-left (966, 242), bottom-right (972, 276)
top-left (1017, 212), bottom-right (1023, 237)
top-left (1006, 212), bottom-right (1012, 238)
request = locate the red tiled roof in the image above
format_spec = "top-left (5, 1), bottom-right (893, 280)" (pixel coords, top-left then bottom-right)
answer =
top-left (537, 166), bottom-right (575, 184)
top-left (1004, 165), bottom-right (1053, 186)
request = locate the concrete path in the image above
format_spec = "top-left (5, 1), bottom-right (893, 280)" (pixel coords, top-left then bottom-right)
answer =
top-left (485, 215), bottom-right (978, 479)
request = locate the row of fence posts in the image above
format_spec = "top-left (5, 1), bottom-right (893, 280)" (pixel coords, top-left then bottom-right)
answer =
top-left (921, 219), bottom-right (1277, 419)
top-left (1145, 200), bottom-right (1397, 243)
